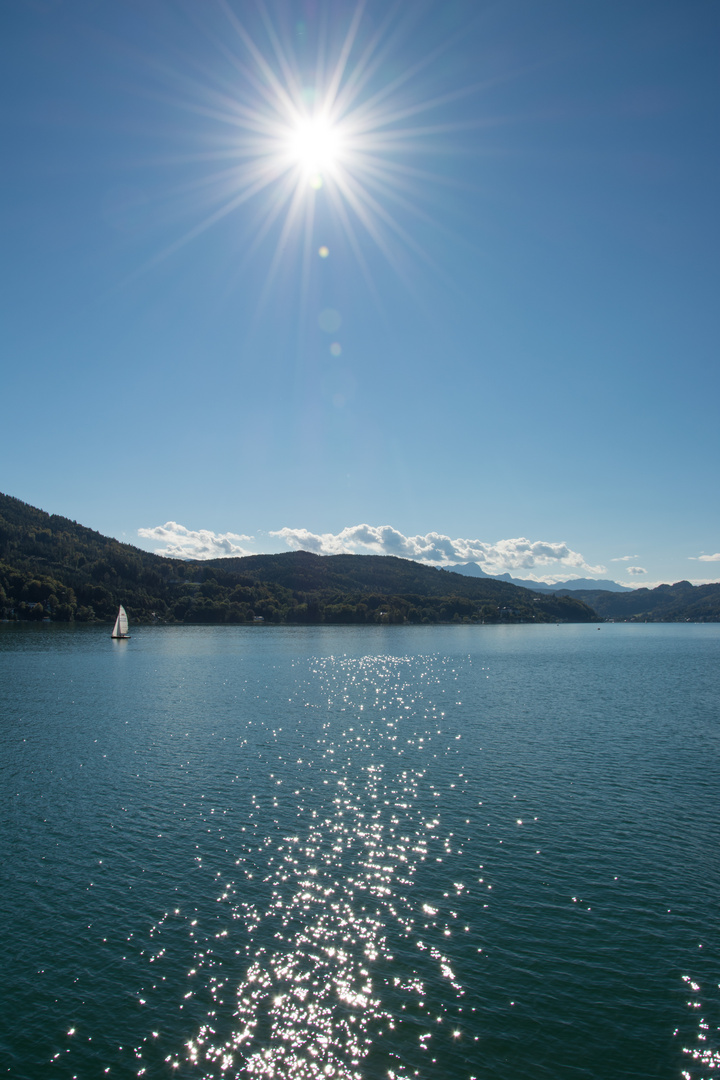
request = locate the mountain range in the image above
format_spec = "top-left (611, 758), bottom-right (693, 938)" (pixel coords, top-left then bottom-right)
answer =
top-left (1, 492), bottom-right (718, 624)
top-left (0, 493), bottom-right (594, 625)
top-left (447, 562), bottom-right (631, 592)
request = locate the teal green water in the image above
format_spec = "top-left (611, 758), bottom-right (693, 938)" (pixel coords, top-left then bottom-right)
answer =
top-left (1, 622), bottom-right (718, 1079)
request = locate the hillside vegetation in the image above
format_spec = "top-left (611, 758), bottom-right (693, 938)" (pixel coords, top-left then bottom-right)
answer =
top-left (0, 493), bottom-right (595, 625)
top-left (557, 581), bottom-right (720, 622)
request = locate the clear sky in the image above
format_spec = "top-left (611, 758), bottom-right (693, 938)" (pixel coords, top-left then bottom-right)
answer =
top-left (2, 0), bottom-right (718, 586)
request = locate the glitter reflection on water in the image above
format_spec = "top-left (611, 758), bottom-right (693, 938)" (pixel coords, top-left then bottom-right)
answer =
top-left (681, 974), bottom-right (720, 1079)
top-left (167, 654), bottom-right (472, 1078)
top-left (27, 626), bottom-right (718, 1080)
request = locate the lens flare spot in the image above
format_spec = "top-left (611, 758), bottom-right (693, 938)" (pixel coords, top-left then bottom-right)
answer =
top-left (330, 342), bottom-right (342, 357)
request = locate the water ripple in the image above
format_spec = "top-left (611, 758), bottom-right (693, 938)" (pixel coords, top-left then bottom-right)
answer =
top-left (2, 624), bottom-right (719, 1080)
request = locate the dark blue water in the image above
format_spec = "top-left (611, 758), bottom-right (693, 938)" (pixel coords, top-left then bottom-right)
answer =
top-left (1, 622), bottom-right (718, 1080)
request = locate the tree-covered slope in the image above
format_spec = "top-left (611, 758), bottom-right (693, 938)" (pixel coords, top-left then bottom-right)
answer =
top-left (557, 581), bottom-right (720, 621)
top-left (206, 550), bottom-right (597, 623)
top-left (0, 492), bottom-right (597, 625)
top-left (0, 492), bottom-right (191, 622)
top-left (209, 551), bottom-right (534, 602)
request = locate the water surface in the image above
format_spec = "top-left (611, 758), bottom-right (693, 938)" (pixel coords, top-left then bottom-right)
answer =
top-left (1, 622), bottom-right (718, 1079)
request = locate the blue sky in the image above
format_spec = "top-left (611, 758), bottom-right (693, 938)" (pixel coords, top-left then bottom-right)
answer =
top-left (2, 0), bottom-right (718, 586)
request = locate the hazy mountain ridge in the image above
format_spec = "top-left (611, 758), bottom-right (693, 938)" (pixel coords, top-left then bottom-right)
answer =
top-left (449, 559), bottom-right (720, 620)
top-left (448, 562), bottom-right (631, 592)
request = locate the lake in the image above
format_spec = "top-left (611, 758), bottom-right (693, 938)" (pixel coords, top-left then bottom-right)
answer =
top-left (1, 622), bottom-right (718, 1080)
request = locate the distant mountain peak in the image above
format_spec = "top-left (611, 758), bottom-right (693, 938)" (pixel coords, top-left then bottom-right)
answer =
top-left (447, 563), bottom-right (631, 593)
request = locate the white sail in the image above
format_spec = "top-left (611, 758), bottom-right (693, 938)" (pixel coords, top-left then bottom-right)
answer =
top-left (112, 605), bottom-right (129, 638)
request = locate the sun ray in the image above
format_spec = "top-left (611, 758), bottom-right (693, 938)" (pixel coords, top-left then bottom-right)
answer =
top-left (256, 180), bottom-right (314, 312)
top-left (298, 186), bottom-right (318, 341)
top-left (238, 172), bottom-right (301, 263)
top-left (116, 163), bottom-right (288, 288)
top-left (320, 180), bottom-right (380, 300)
top-left (256, 3), bottom-right (307, 109)
top-left (338, 169), bottom-right (433, 269)
top-left (213, 168), bottom-right (305, 315)
top-left (323, 0), bottom-right (367, 112)
top-left (332, 11), bottom-right (460, 122)
top-left (219, 1), bottom-right (299, 121)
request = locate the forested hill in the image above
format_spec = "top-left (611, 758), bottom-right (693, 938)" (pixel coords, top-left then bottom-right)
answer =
top-left (556, 580), bottom-right (720, 622)
top-left (0, 492), bottom-right (595, 625)
top-left (207, 551), bottom-right (535, 602)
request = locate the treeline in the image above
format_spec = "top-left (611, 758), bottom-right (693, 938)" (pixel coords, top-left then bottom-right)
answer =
top-left (0, 492), bottom-right (597, 625)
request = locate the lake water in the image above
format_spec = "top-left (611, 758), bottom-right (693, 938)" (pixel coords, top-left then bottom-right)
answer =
top-left (1, 622), bottom-right (718, 1080)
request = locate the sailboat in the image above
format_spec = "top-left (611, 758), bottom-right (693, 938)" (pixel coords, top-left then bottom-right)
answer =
top-left (111, 605), bottom-right (130, 639)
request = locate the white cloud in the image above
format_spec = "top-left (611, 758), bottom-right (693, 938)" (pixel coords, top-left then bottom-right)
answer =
top-left (137, 519), bottom-right (617, 583)
top-left (691, 553), bottom-right (720, 562)
top-left (626, 566), bottom-right (647, 576)
top-left (138, 522), bottom-right (254, 560)
top-left (270, 524), bottom-right (606, 582)
top-left (611, 555), bottom-right (638, 562)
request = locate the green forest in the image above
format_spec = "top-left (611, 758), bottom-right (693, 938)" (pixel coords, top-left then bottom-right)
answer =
top-left (556, 580), bottom-right (720, 622)
top-left (0, 493), bottom-right (596, 626)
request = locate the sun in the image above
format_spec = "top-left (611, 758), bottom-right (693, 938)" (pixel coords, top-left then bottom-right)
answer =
top-left (287, 113), bottom-right (345, 186)
top-left (139, 4), bottom-right (479, 296)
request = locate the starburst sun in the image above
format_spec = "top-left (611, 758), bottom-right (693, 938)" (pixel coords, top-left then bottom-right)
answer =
top-left (286, 113), bottom-right (345, 186)
top-left (147, 3), bottom-right (478, 295)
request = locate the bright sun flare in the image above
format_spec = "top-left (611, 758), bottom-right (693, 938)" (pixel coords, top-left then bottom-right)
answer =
top-left (148, 4), bottom-right (477, 298)
top-left (288, 114), bottom-right (344, 183)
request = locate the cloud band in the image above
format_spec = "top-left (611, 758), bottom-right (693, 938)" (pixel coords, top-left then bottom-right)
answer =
top-left (137, 519), bottom-right (607, 582)
top-left (270, 524), bottom-right (605, 580)
top-left (137, 522), bottom-right (253, 560)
